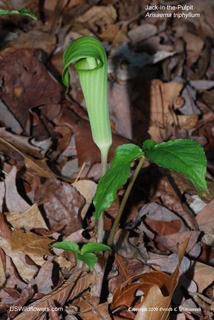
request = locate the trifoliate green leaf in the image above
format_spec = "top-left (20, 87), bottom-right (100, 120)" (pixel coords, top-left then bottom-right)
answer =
top-left (144, 139), bottom-right (208, 196)
top-left (93, 144), bottom-right (143, 222)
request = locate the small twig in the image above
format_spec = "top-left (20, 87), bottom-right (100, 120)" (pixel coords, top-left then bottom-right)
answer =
top-left (74, 162), bottom-right (86, 183)
top-left (60, 260), bottom-right (82, 307)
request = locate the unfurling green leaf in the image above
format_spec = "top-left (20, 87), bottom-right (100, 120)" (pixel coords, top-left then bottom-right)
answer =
top-left (81, 243), bottom-right (111, 254)
top-left (93, 144), bottom-right (144, 222)
top-left (62, 36), bottom-right (112, 160)
top-left (143, 139), bottom-right (208, 196)
top-left (0, 8), bottom-right (37, 20)
top-left (50, 241), bottom-right (80, 253)
top-left (77, 252), bottom-right (98, 271)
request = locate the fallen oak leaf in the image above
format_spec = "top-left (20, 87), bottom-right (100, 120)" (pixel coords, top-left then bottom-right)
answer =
top-left (134, 238), bottom-right (189, 320)
top-left (111, 238), bottom-right (189, 320)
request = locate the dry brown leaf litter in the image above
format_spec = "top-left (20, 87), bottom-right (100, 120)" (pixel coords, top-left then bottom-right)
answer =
top-left (0, 0), bottom-right (213, 319)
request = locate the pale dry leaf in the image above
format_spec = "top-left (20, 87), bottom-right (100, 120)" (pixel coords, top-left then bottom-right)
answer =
top-left (72, 180), bottom-right (97, 219)
top-left (196, 199), bottom-right (214, 234)
top-left (76, 5), bottom-right (117, 34)
top-left (177, 114), bottom-right (198, 130)
top-left (5, 166), bottom-right (30, 212)
top-left (34, 260), bottom-right (55, 294)
top-left (147, 253), bottom-right (190, 274)
top-left (13, 273), bottom-right (95, 320)
top-left (183, 32), bottom-right (204, 67)
top-left (7, 30), bottom-right (56, 55)
top-left (128, 23), bottom-right (157, 43)
top-left (6, 204), bottom-right (48, 230)
top-left (0, 228), bottom-right (52, 281)
top-left (0, 99), bottom-right (23, 134)
top-left (188, 261), bottom-right (214, 293)
top-left (108, 81), bottom-right (133, 139)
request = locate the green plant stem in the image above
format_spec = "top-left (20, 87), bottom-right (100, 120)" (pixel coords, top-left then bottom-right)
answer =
top-left (97, 148), bottom-right (109, 243)
top-left (107, 155), bottom-right (145, 248)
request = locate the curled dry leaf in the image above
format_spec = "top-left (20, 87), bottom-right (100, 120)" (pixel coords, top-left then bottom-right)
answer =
top-left (0, 128), bottom-right (43, 158)
top-left (111, 238), bottom-right (189, 320)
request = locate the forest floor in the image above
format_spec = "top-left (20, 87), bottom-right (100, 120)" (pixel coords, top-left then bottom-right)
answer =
top-left (0, 0), bottom-right (214, 319)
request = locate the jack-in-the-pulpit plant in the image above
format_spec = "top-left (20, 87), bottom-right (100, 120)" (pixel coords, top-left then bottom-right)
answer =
top-left (62, 36), bottom-right (208, 248)
top-left (62, 36), bottom-right (112, 242)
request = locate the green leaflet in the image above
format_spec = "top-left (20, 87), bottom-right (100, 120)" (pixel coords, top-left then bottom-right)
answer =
top-left (81, 243), bottom-right (111, 254)
top-left (143, 139), bottom-right (208, 196)
top-left (93, 144), bottom-right (143, 222)
top-left (0, 8), bottom-right (37, 20)
top-left (50, 241), bottom-right (80, 253)
top-left (77, 252), bottom-right (97, 272)
top-left (62, 36), bottom-right (112, 159)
